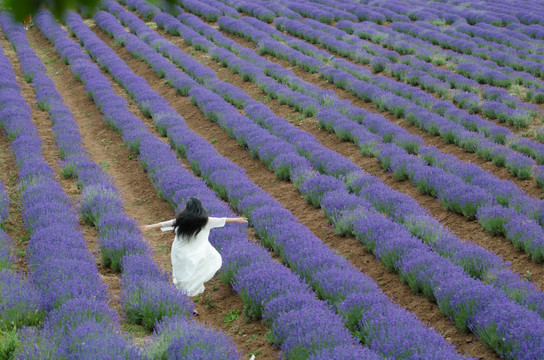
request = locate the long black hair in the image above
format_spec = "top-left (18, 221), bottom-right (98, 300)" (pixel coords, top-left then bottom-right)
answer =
top-left (172, 198), bottom-right (209, 239)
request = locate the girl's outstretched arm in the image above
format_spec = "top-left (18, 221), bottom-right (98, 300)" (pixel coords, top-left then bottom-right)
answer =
top-left (141, 219), bottom-right (174, 232)
top-left (225, 217), bottom-right (248, 224)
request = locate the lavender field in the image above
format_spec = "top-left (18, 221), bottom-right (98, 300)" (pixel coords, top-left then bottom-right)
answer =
top-left (1, 0), bottom-right (544, 359)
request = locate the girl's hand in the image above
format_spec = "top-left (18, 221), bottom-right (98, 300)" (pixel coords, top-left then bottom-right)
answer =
top-left (141, 225), bottom-right (153, 232)
top-left (225, 217), bottom-right (249, 224)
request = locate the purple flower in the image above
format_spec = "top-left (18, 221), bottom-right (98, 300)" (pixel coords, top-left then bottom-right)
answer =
top-left (0, 269), bottom-right (44, 328)
top-left (149, 315), bottom-right (241, 359)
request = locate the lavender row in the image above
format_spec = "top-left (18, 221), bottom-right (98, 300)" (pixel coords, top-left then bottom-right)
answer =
top-left (246, 0), bottom-right (301, 20)
top-left (433, 9), bottom-right (544, 60)
top-left (154, 5), bottom-right (544, 262)
top-left (282, 0), bottom-right (542, 99)
top-left (421, 1), bottom-right (544, 41)
top-left (442, 0), bottom-right (544, 28)
top-left (215, 0), bottom-right (302, 23)
top-left (236, 14), bottom-right (544, 193)
top-left (438, 17), bottom-right (542, 52)
top-left (305, 0), bottom-right (544, 47)
top-left (169, 0), bottom-right (262, 23)
top-left (57, 8), bottom-right (379, 359)
top-left (110, 1), bottom-right (544, 316)
top-left (84, 5), bottom-right (470, 358)
top-left (291, 0), bottom-right (403, 25)
top-left (392, 0), bottom-right (544, 29)
top-left (0, 16), bottom-right (138, 357)
top-left (178, 0), bottom-right (226, 22)
top-left (268, 0), bottom-right (359, 25)
top-left (101, 5), bottom-right (544, 358)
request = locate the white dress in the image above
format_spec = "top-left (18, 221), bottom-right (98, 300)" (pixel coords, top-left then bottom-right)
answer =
top-left (160, 217), bottom-right (226, 296)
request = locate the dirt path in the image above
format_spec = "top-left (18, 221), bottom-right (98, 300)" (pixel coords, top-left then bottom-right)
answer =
top-left (100, 15), bottom-right (498, 359)
top-left (0, 34), bottom-right (27, 275)
top-left (27, 23), bottom-right (277, 358)
top-left (0, 112), bottom-right (28, 276)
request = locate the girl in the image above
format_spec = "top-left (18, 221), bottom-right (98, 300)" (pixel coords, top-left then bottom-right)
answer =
top-left (141, 198), bottom-right (247, 303)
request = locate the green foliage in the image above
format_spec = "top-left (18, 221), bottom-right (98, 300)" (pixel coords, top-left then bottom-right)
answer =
top-left (0, 327), bottom-right (19, 360)
top-left (222, 309), bottom-right (240, 324)
top-left (238, 290), bottom-right (261, 320)
top-left (61, 163), bottom-right (76, 179)
top-left (1, 0), bottom-right (176, 23)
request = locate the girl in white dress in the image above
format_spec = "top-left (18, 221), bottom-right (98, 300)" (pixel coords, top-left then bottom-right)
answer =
top-left (141, 198), bottom-right (247, 302)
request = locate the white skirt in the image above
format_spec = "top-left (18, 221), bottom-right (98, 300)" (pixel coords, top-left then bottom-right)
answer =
top-left (171, 239), bottom-right (222, 297)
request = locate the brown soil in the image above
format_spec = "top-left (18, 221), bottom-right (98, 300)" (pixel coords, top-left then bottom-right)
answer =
top-left (216, 29), bottom-right (544, 200)
top-left (0, 34), bottom-right (28, 276)
top-left (27, 22), bottom-right (277, 357)
top-left (0, 109), bottom-right (28, 276)
top-left (105, 13), bottom-right (498, 359)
